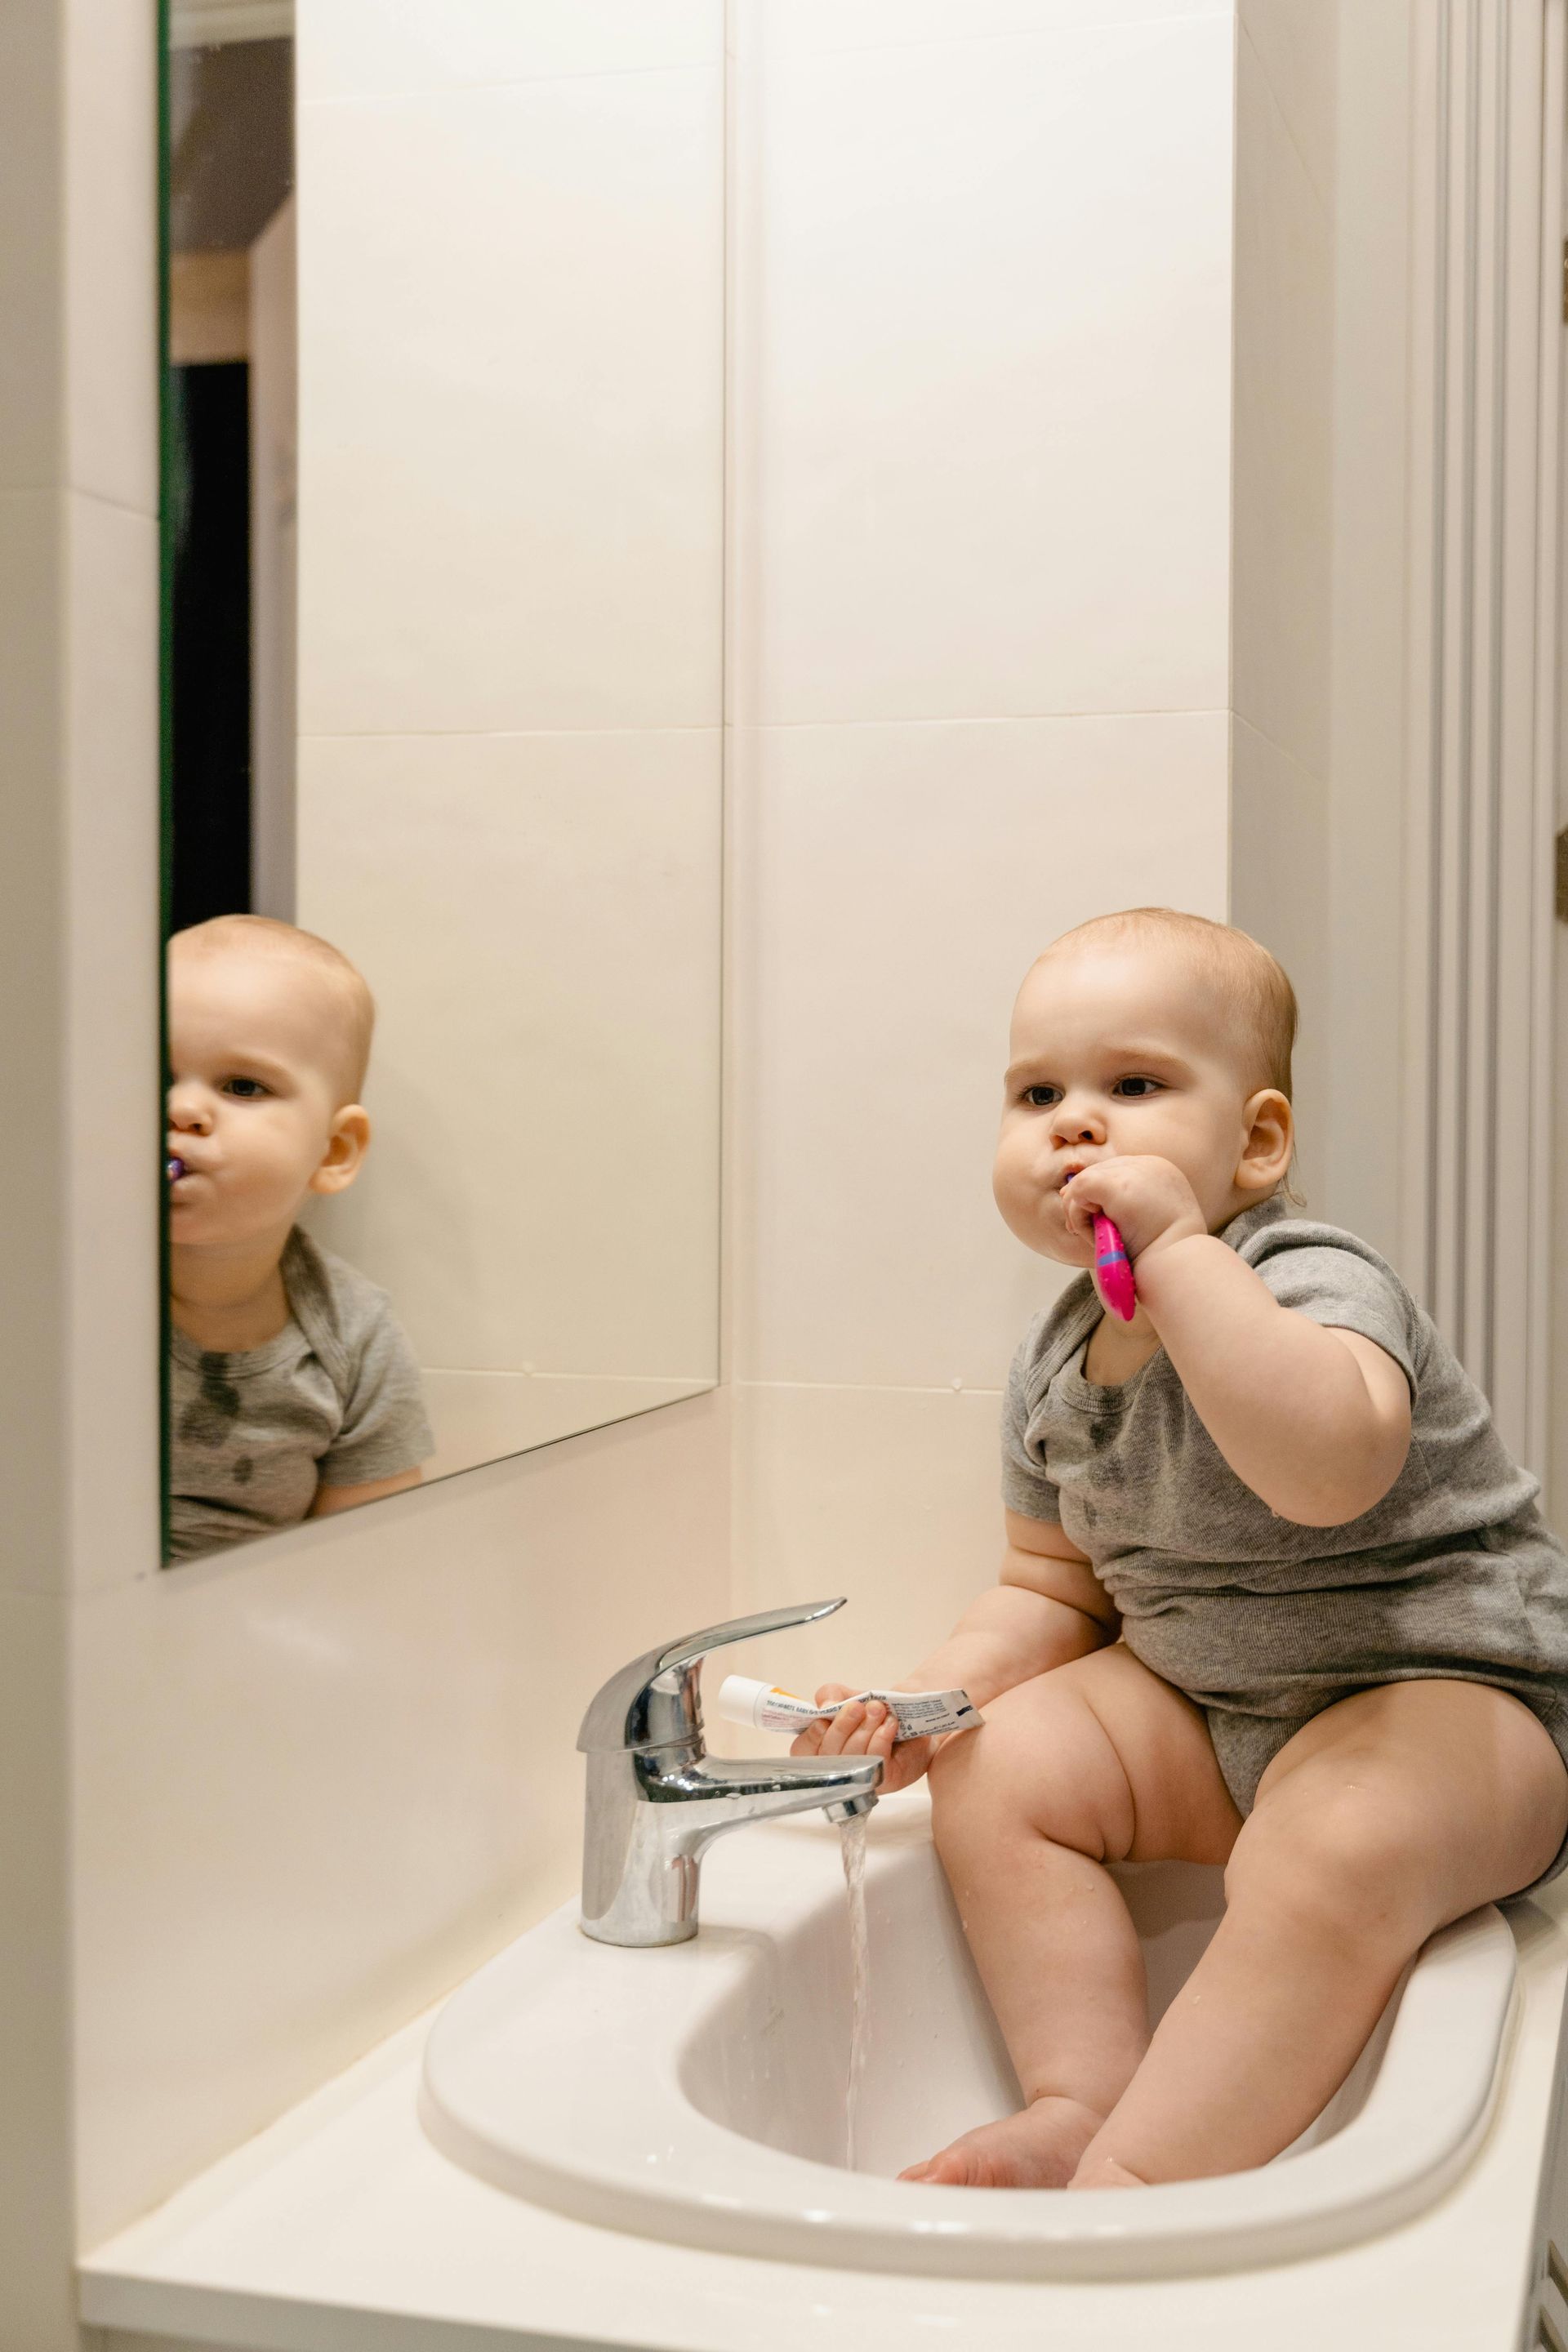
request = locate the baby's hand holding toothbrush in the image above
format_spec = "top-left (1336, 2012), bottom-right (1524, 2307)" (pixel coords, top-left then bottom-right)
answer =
top-left (1062, 1156), bottom-right (1209, 1307)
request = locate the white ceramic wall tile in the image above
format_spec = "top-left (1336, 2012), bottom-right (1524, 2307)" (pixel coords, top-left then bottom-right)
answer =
top-left (720, 1381), bottom-right (1012, 1705)
top-left (1228, 714), bottom-right (1328, 1214)
top-left (733, 11), bottom-right (1233, 726)
top-left (1231, 20), bottom-right (1334, 784)
top-left (64, 493), bottom-right (162, 1595)
top-left (1238, 0), bottom-right (1336, 209)
top-left (294, 727), bottom-right (722, 1380)
top-left (302, 0), bottom-right (723, 105)
top-left (728, 711), bottom-right (1229, 1389)
top-left (296, 65), bottom-right (724, 737)
top-left (73, 1388), bottom-right (730, 2247)
top-left (0, 1591), bottom-right (75, 2350)
top-left (742, 0), bottom-right (1232, 55)
top-left (63, 0), bottom-right (158, 514)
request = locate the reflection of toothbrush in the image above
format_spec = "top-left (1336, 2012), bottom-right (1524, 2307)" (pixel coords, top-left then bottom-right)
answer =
top-left (167, 1156), bottom-right (185, 1182)
top-left (1092, 1213), bottom-right (1136, 1321)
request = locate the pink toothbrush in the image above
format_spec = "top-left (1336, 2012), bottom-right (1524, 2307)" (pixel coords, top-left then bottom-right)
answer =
top-left (1092, 1213), bottom-right (1137, 1321)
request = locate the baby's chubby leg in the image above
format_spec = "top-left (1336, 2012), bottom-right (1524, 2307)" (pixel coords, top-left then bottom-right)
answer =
top-left (906, 1644), bottom-right (1243, 2188)
top-left (1070, 1678), bottom-right (1568, 2189)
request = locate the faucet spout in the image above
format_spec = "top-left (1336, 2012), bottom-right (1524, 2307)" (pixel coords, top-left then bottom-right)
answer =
top-left (579, 1745), bottom-right (880, 1948)
top-left (575, 1601), bottom-right (884, 1947)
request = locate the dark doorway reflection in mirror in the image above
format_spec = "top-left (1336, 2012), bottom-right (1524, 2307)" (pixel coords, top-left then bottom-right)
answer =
top-left (167, 28), bottom-right (294, 931)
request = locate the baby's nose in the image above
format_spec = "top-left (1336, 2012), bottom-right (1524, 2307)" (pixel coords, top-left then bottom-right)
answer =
top-left (1053, 1109), bottom-right (1103, 1146)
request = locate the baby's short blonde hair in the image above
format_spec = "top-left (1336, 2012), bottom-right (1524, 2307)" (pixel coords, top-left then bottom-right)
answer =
top-left (170, 914), bottom-right (376, 1104)
top-left (1042, 906), bottom-right (1298, 1102)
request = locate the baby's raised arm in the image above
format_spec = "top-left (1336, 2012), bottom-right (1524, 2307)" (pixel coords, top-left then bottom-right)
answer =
top-left (792, 1512), bottom-right (1116, 1790)
top-left (1062, 1158), bottom-right (1413, 1527)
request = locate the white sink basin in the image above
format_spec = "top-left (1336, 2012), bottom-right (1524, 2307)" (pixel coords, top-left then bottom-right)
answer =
top-left (419, 1788), bottom-right (1517, 2279)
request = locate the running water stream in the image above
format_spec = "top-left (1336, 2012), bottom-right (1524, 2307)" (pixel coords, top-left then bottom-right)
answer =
top-left (838, 1811), bottom-right (871, 2170)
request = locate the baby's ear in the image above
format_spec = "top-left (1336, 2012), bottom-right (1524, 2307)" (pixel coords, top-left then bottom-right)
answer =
top-left (310, 1104), bottom-right (371, 1194)
top-left (1238, 1088), bottom-right (1293, 1192)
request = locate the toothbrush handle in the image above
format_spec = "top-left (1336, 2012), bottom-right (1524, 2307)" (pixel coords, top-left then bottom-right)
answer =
top-left (1092, 1213), bottom-right (1137, 1322)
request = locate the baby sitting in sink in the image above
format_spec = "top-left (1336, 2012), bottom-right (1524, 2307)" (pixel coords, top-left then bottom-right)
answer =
top-left (166, 915), bottom-right (434, 1560)
top-left (793, 906), bottom-right (1568, 2191)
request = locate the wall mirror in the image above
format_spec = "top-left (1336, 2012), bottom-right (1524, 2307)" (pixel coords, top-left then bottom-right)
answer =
top-left (160, 0), bottom-right (725, 1564)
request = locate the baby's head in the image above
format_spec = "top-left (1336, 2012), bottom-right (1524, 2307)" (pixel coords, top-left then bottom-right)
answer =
top-left (993, 907), bottom-right (1298, 1266)
top-left (167, 915), bottom-right (376, 1253)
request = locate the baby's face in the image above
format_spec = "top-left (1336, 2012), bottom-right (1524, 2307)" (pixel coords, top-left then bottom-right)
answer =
top-left (167, 946), bottom-right (363, 1250)
top-left (993, 938), bottom-right (1274, 1265)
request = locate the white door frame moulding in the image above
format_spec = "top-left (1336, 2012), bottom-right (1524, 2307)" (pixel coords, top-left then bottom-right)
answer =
top-left (1401, 0), bottom-right (1565, 1476)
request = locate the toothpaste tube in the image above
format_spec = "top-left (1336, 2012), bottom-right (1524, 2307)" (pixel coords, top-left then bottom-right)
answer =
top-left (717, 1674), bottom-right (982, 1742)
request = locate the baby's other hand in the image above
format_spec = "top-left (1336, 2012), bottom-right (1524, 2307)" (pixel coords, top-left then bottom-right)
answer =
top-left (788, 1683), bottom-right (858, 1758)
top-left (791, 1684), bottom-right (934, 1794)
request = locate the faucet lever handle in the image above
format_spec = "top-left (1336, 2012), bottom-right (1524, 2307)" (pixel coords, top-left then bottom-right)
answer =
top-left (576, 1597), bottom-right (845, 1755)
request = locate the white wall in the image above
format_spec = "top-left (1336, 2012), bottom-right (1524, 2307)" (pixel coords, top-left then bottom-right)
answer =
top-left (1227, 0), bottom-right (1414, 1250)
top-left (1228, 0), bottom-right (1337, 1215)
top-left (72, 1395), bottom-right (729, 2251)
top-left (0, 0), bottom-right (158, 2337)
top-left (719, 0), bottom-right (1236, 1704)
top-left (0, 4), bottom-right (1427, 2334)
top-left (1321, 1), bottom-right (1413, 1263)
top-left (0, 1), bottom-right (735, 2278)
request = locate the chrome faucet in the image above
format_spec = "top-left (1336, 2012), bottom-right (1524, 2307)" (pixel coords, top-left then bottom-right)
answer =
top-left (576, 1597), bottom-right (881, 1947)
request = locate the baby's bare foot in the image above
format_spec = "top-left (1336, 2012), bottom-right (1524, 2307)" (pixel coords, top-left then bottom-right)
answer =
top-left (1068, 2153), bottom-right (1147, 2189)
top-left (898, 2096), bottom-right (1106, 2189)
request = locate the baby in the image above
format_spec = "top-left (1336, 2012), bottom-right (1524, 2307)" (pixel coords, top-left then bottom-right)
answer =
top-left (795, 906), bottom-right (1568, 2190)
top-left (166, 915), bottom-right (434, 1561)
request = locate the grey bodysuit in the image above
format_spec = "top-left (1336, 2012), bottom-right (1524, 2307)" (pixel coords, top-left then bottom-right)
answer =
top-left (1001, 1196), bottom-right (1568, 1890)
top-left (168, 1226), bottom-right (434, 1562)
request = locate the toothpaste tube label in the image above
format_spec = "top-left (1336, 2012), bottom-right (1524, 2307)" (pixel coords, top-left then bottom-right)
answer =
top-left (854, 1687), bottom-right (982, 1739)
top-left (718, 1674), bottom-right (982, 1742)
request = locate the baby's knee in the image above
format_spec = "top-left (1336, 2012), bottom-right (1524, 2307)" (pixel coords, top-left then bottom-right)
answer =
top-left (1226, 1784), bottom-right (1432, 1948)
top-left (929, 1684), bottom-right (1129, 1863)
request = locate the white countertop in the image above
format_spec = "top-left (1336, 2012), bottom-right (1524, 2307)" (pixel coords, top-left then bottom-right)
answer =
top-left (79, 1882), bottom-right (1568, 2352)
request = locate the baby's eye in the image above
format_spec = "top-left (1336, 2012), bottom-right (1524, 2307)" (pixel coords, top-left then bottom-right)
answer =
top-left (1112, 1076), bottom-right (1163, 1098)
top-left (221, 1077), bottom-right (271, 1100)
top-left (1022, 1084), bottom-right (1062, 1107)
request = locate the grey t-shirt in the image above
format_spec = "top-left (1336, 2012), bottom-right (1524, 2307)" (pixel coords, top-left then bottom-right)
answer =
top-left (1000, 1196), bottom-right (1568, 1802)
top-left (167, 1227), bottom-right (435, 1562)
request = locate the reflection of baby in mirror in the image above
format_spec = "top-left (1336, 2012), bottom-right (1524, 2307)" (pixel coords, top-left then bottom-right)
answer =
top-left (166, 915), bottom-right (434, 1562)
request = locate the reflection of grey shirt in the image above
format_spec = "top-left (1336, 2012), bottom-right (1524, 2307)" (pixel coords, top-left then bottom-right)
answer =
top-left (167, 1227), bottom-right (434, 1563)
